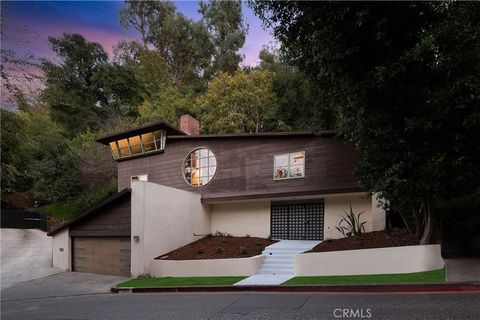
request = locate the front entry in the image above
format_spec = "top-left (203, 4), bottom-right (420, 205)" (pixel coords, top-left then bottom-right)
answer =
top-left (271, 202), bottom-right (324, 240)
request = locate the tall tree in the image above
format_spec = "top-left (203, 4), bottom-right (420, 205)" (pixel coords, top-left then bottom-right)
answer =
top-left (252, 1), bottom-right (480, 243)
top-left (258, 48), bottom-right (339, 131)
top-left (120, 1), bottom-right (211, 88)
top-left (42, 33), bottom-right (141, 135)
top-left (41, 33), bottom-right (107, 134)
top-left (196, 70), bottom-right (276, 133)
top-left (199, 0), bottom-right (247, 77)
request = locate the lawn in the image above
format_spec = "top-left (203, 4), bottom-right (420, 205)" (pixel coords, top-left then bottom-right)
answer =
top-left (283, 269), bottom-right (445, 285)
top-left (117, 276), bottom-right (247, 288)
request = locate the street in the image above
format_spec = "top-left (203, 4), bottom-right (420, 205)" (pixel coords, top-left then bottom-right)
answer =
top-left (2, 291), bottom-right (479, 319)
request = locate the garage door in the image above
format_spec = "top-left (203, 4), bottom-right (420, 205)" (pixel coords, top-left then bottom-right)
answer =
top-left (271, 203), bottom-right (324, 240)
top-left (72, 237), bottom-right (130, 276)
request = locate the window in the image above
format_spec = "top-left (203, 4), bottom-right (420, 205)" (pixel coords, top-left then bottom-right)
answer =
top-left (131, 174), bottom-right (148, 183)
top-left (107, 130), bottom-right (166, 159)
top-left (274, 151), bottom-right (305, 180)
top-left (183, 148), bottom-right (217, 187)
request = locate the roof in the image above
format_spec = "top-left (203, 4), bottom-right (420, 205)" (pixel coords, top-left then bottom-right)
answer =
top-left (47, 188), bottom-right (131, 236)
top-left (167, 130), bottom-right (338, 140)
top-left (96, 121), bottom-right (186, 145)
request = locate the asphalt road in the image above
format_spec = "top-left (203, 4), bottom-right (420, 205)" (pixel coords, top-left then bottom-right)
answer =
top-left (2, 291), bottom-right (479, 320)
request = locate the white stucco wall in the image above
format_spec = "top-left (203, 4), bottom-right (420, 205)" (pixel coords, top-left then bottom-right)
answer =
top-left (295, 245), bottom-right (443, 276)
top-left (210, 202), bottom-right (270, 238)
top-left (131, 182), bottom-right (211, 277)
top-left (150, 255), bottom-right (264, 277)
top-left (324, 194), bottom-right (373, 240)
top-left (52, 228), bottom-right (71, 271)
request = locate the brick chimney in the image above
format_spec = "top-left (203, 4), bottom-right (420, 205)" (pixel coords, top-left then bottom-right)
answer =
top-left (180, 114), bottom-right (200, 135)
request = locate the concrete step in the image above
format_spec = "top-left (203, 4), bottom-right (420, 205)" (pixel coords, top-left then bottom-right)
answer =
top-left (262, 261), bottom-right (294, 268)
top-left (258, 269), bottom-right (294, 275)
top-left (261, 260), bottom-right (293, 266)
top-left (259, 265), bottom-right (294, 272)
top-left (263, 251), bottom-right (302, 256)
top-left (262, 254), bottom-right (299, 258)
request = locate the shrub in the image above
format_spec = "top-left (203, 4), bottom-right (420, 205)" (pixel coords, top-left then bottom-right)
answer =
top-left (196, 247), bottom-right (205, 254)
top-left (335, 204), bottom-right (366, 237)
top-left (215, 247), bottom-right (224, 254)
top-left (238, 246), bottom-right (247, 254)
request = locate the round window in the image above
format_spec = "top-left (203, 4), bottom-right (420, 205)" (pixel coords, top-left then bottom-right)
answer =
top-left (183, 148), bottom-right (217, 187)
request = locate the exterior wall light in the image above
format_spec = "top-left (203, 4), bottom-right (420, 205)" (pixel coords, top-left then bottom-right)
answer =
top-left (133, 235), bottom-right (140, 242)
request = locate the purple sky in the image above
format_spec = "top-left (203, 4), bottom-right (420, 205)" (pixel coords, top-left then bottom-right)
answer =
top-left (1, 1), bottom-right (276, 105)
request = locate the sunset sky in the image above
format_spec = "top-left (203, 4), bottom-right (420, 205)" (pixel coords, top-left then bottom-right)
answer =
top-left (1, 1), bottom-right (275, 105)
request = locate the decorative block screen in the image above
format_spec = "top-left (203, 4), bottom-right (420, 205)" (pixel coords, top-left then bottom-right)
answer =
top-left (271, 202), bottom-right (324, 240)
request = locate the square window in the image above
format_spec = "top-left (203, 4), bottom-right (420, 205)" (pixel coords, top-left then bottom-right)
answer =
top-left (274, 151), bottom-right (305, 180)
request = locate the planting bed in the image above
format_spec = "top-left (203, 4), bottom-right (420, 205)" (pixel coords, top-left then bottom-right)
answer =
top-left (157, 235), bottom-right (277, 260)
top-left (309, 229), bottom-right (419, 253)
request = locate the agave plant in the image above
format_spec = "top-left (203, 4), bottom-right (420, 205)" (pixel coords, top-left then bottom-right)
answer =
top-left (335, 204), bottom-right (367, 237)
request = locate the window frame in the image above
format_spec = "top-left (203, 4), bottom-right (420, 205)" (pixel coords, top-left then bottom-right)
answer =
top-left (182, 147), bottom-right (217, 188)
top-left (273, 151), bottom-right (306, 181)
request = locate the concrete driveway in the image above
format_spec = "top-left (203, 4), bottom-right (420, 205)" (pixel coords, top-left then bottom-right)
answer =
top-left (1, 272), bottom-right (127, 301)
top-left (1, 228), bottom-right (62, 290)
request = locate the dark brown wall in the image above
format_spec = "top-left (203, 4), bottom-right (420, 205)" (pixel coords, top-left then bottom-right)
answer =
top-left (70, 198), bottom-right (131, 236)
top-left (117, 136), bottom-right (362, 202)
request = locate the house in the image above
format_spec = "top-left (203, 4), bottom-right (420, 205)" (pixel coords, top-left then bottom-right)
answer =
top-left (48, 115), bottom-right (386, 277)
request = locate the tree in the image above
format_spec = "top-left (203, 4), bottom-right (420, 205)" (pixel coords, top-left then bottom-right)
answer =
top-left (196, 70), bottom-right (276, 133)
top-left (258, 48), bottom-right (339, 131)
top-left (120, 0), bottom-right (161, 46)
top-left (199, 0), bottom-right (248, 77)
top-left (252, 1), bottom-right (480, 243)
top-left (120, 1), bottom-right (211, 89)
top-left (41, 33), bottom-right (107, 135)
top-left (42, 33), bottom-right (142, 135)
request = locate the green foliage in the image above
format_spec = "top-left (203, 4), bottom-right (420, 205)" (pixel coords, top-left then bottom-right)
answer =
top-left (196, 70), bottom-right (276, 133)
top-left (42, 33), bottom-right (143, 135)
top-left (1, 109), bottom-right (31, 193)
top-left (41, 33), bottom-right (107, 135)
top-left (199, 0), bottom-right (247, 76)
top-left (43, 180), bottom-right (118, 219)
top-left (120, 0), bottom-right (211, 89)
top-left (335, 204), bottom-right (367, 237)
top-left (258, 48), bottom-right (339, 131)
top-left (138, 87), bottom-right (193, 126)
top-left (252, 1), bottom-right (480, 243)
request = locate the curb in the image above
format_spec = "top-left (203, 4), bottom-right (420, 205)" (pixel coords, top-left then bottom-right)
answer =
top-left (111, 282), bottom-right (480, 294)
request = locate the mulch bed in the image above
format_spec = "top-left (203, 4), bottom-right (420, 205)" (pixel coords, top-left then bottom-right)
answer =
top-left (157, 235), bottom-right (277, 260)
top-left (309, 229), bottom-right (419, 253)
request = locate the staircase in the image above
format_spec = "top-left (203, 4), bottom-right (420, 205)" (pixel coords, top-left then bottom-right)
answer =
top-left (234, 240), bottom-right (320, 285)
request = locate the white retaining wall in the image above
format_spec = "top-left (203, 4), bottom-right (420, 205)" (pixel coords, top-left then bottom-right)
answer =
top-left (150, 255), bottom-right (264, 277)
top-left (295, 245), bottom-right (444, 276)
top-left (131, 182), bottom-right (210, 277)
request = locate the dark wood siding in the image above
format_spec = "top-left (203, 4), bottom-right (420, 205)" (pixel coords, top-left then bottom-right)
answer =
top-left (117, 136), bottom-right (362, 201)
top-left (70, 198), bottom-right (131, 237)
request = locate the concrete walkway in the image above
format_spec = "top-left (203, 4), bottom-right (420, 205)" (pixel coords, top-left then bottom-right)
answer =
top-left (1, 228), bottom-right (63, 290)
top-left (235, 240), bottom-right (320, 285)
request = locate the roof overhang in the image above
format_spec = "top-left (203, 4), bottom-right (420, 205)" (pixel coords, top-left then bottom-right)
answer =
top-left (96, 121), bottom-right (186, 145)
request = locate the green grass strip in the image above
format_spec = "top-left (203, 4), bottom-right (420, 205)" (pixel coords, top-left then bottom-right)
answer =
top-left (117, 276), bottom-right (247, 288)
top-left (283, 269), bottom-right (445, 285)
